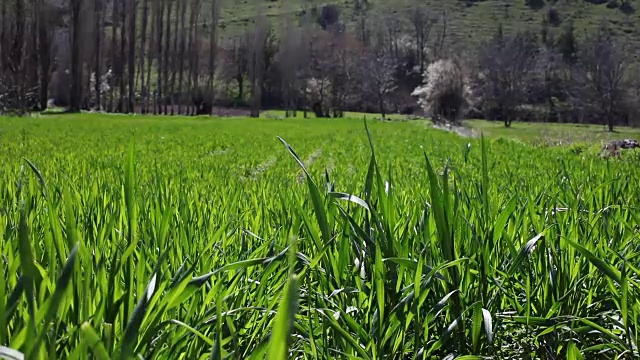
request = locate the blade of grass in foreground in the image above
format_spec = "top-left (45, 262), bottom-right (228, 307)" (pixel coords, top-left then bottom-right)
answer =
top-left (122, 139), bottom-right (138, 337)
top-left (118, 273), bottom-right (158, 359)
top-left (566, 342), bottom-right (584, 360)
top-left (266, 239), bottom-right (300, 360)
top-left (27, 244), bottom-right (78, 360)
top-left (278, 136), bottom-right (331, 246)
top-left (80, 322), bottom-right (111, 360)
top-left (266, 274), bottom-right (300, 359)
top-left (17, 199), bottom-right (37, 353)
top-left (567, 239), bottom-right (621, 283)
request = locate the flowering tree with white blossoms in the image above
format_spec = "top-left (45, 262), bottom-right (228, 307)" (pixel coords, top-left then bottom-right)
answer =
top-left (411, 58), bottom-right (475, 125)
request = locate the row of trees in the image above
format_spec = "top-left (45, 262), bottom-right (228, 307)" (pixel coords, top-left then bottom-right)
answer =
top-left (1, 0), bottom-right (639, 129)
top-left (0, 0), bottom-right (452, 118)
top-left (1, 0), bottom-right (223, 114)
top-left (413, 21), bottom-right (639, 131)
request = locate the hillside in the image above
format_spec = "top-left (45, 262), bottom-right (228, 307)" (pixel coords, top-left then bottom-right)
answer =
top-left (217, 0), bottom-right (640, 55)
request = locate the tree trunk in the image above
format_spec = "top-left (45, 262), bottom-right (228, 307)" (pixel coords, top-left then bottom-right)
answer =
top-left (608, 115), bottom-right (614, 132)
top-left (70, 0), bottom-right (82, 112)
top-left (38, 0), bottom-right (50, 110)
top-left (186, 0), bottom-right (197, 115)
top-left (145, 0), bottom-right (155, 114)
top-left (127, 0), bottom-right (136, 113)
top-left (208, 0), bottom-right (219, 115)
top-left (0, 0), bottom-right (7, 71)
top-left (13, 0), bottom-right (26, 113)
top-left (93, 0), bottom-right (102, 110)
top-left (109, 0), bottom-right (117, 112)
top-left (169, 0), bottom-right (179, 115)
top-left (176, 0), bottom-right (186, 114)
top-left (156, 0), bottom-right (164, 114)
top-left (250, 77), bottom-right (260, 117)
top-left (248, 19), bottom-right (266, 118)
top-left (504, 118), bottom-right (512, 127)
top-left (138, 0), bottom-right (148, 113)
top-left (163, 0), bottom-right (172, 114)
top-left (118, 0), bottom-right (126, 112)
top-left (190, 0), bottom-right (201, 115)
top-left (236, 75), bottom-right (243, 102)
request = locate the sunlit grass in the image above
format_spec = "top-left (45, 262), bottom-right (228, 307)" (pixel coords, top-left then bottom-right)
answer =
top-left (1, 114), bottom-right (639, 359)
top-left (468, 119), bottom-right (640, 145)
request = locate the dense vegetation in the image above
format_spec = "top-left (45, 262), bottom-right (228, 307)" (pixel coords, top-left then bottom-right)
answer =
top-left (1, 114), bottom-right (640, 359)
top-left (2, 0), bottom-right (640, 129)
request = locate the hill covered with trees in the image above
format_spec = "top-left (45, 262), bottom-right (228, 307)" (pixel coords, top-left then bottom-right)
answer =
top-left (1, 0), bottom-right (639, 129)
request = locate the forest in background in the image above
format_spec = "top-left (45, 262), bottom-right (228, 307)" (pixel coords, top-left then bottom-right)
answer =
top-left (1, 0), bottom-right (640, 129)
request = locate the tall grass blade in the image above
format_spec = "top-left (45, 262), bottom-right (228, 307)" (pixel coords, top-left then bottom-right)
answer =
top-left (508, 232), bottom-right (544, 276)
top-left (278, 136), bottom-right (331, 244)
top-left (566, 342), bottom-right (585, 360)
top-left (119, 273), bottom-right (158, 359)
top-left (27, 244), bottom-right (78, 359)
top-left (567, 240), bottom-right (621, 283)
top-left (80, 322), bottom-right (111, 360)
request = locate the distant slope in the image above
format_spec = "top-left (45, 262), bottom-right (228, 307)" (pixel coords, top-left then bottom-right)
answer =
top-left (217, 0), bottom-right (640, 55)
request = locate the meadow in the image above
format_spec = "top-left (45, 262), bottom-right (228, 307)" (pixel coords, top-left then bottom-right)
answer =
top-left (1, 114), bottom-right (640, 359)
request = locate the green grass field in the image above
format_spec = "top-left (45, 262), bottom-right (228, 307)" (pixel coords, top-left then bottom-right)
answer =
top-left (468, 119), bottom-right (640, 145)
top-left (2, 114), bottom-right (640, 359)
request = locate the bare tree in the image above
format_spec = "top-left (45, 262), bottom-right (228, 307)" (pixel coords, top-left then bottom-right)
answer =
top-left (187, 0), bottom-right (201, 115)
top-left (138, 0), bottom-right (148, 112)
top-left (477, 32), bottom-right (539, 127)
top-left (305, 29), bottom-right (356, 118)
top-left (434, 10), bottom-right (448, 60)
top-left (572, 30), bottom-right (628, 132)
top-left (354, 0), bottom-right (370, 46)
top-left (276, 20), bottom-right (306, 117)
top-left (407, 5), bottom-right (437, 75)
top-left (185, 0), bottom-right (196, 114)
top-left (82, 0), bottom-right (95, 110)
top-left (383, 14), bottom-right (402, 59)
top-left (127, 0), bottom-right (136, 112)
top-left (109, 0), bottom-right (118, 112)
top-left (155, 0), bottom-right (164, 114)
top-left (247, 13), bottom-right (268, 118)
top-left (163, 0), bottom-right (174, 114)
top-left (223, 35), bottom-right (248, 104)
top-left (536, 48), bottom-right (566, 122)
top-left (92, 0), bottom-right (103, 110)
top-left (169, 0), bottom-right (180, 114)
top-left (357, 49), bottom-right (397, 119)
top-left (118, 0), bottom-right (126, 112)
top-left (207, 0), bottom-right (220, 114)
top-left (0, 0), bottom-right (6, 71)
top-left (2, 0), bottom-right (27, 113)
top-left (70, 0), bottom-right (84, 111)
top-left (329, 33), bottom-right (359, 118)
top-left (144, 0), bottom-right (156, 114)
top-left (307, 32), bottom-right (335, 118)
top-left (38, 0), bottom-right (51, 110)
top-left (176, 0), bottom-right (187, 114)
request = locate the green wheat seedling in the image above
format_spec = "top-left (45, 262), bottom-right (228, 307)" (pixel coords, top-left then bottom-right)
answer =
top-left (0, 115), bottom-right (638, 359)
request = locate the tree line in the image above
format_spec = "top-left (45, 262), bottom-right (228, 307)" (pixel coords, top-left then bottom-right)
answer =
top-left (1, 0), bottom-right (639, 129)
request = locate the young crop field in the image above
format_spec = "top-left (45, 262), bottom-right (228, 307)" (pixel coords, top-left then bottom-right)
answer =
top-left (1, 114), bottom-right (640, 359)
